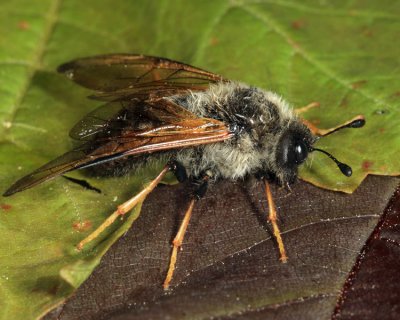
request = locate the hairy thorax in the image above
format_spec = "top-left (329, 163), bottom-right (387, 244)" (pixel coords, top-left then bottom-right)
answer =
top-left (176, 134), bottom-right (262, 179)
top-left (173, 82), bottom-right (296, 180)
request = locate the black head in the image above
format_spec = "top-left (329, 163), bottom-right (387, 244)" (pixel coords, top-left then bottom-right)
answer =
top-left (275, 123), bottom-right (315, 184)
top-left (274, 117), bottom-right (365, 184)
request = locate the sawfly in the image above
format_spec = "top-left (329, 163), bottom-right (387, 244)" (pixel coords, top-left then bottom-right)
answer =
top-left (3, 54), bottom-right (365, 289)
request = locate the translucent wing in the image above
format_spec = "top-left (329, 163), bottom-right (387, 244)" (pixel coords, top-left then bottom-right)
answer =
top-left (3, 99), bottom-right (233, 196)
top-left (3, 55), bottom-right (231, 196)
top-left (69, 98), bottom-right (201, 141)
top-left (57, 54), bottom-right (226, 101)
top-left (68, 101), bottom-right (125, 141)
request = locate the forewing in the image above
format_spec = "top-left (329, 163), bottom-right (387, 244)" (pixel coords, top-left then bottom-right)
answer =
top-left (3, 148), bottom-right (103, 196)
top-left (69, 101), bottom-right (126, 141)
top-left (4, 99), bottom-right (233, 196)
top-left (58, 54), bottom-right (226, 101)
top-left (69, 99), bottom-right (199, 141)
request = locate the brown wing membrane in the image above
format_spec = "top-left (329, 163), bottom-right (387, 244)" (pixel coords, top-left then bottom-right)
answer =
top-left (57, 54), bottom-right (226, 101)
top-left (3, 99), bottom-right (233, 196)
top-left (69, 101), bottom-right (126, 141)
top-left (69, 99), bottom-right (200, 141)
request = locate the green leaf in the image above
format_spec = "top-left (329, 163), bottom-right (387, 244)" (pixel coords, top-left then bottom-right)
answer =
top-left (0, 1), bottom-right (399, 319)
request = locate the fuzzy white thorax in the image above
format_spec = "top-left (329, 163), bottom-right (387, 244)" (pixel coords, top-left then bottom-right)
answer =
top-left (172, 82), bottom-right (299, 181)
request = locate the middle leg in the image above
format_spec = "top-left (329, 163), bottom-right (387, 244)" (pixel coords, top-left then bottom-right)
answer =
top-left (163, 174), bottom-right (209, 290)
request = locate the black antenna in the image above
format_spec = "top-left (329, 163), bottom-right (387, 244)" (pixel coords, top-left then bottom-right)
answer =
top-left (323, 117), bottom-right (365, 137)
top-left (310, 147), bottom-right (352, 177)
top-left (310, 116), bottom-right (365, 177)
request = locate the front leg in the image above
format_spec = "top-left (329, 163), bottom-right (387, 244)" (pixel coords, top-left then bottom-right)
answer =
top-left (254, 170), bottom-right (288, 263)
top-left (263, 180), bottom-right (288, 263)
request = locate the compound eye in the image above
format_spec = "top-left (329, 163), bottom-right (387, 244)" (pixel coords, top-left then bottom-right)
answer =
top-left (294, 141), bottom-right (308, 164)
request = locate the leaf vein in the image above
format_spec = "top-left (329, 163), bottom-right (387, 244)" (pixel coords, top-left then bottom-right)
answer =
top-left (240, 4), bottom-right (389, 110)
top-left (191, 3), bottom-right (231, 65)
top-left (240, 0), bottom-right (400, 20)
top-left (57, 18), bottom-right (127, 48)
top-left (2, 0), bottom-right (62, 138)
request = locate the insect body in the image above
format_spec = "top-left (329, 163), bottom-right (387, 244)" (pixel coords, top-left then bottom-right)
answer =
top-left (3, 54), bottom-right (365, 289)
top-left (172, 82), bottom-right (316, 184)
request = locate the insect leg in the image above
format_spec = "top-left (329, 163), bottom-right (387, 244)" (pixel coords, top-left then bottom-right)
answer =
top-left (264, 180), bottom-right (288, 263)
top-left (77, 164), bottom-right (171, 250)
top-left (295, 101), bottom-right (320, 114)
top-left (163, 175), bottom-right (209, 290)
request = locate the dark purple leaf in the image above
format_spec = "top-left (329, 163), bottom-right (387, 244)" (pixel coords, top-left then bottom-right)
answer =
top-left (44, 176), bottom-right (399, 320)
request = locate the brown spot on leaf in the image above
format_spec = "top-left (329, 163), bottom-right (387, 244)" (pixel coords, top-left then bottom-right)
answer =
top-left (351, 80), bottom-right (367, 89)
top-left (362, 160), bottom-right (373, 171)
top-left (18, 21), bottom-right (30, 30)
top-left (31, 276), bottom-right (62, 296)
top-left (392, 91), bottom-right (400, 98)
top-left (1, 203), bottom-right (12, 211)
top-left (291, 20), bottom-right (305, 30)
top-left (47, 284), bottom-right (60, 295)
top-left (379, 128), bottom-right (385, 133)
top-left (210, 37), bottom-right (219, 46)
top-left (339, 96), bottom-right (349, 107)
top-left (73, 220), bottom-right (93, 232)
top-left (361, 28), bottom-right (373, 37)
top-left (379, 165), bottom-right (388, 172)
